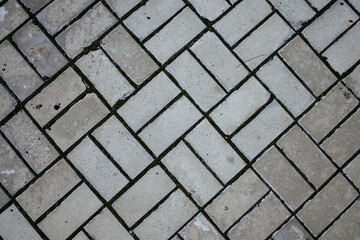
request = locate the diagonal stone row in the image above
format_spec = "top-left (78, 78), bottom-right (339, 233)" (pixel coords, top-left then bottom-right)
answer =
top-left (0, 0), bottom-right (360, 239)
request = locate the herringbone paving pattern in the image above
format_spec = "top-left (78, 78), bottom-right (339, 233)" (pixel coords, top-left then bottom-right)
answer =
top-left (0, 0), bottom-right (360, 239)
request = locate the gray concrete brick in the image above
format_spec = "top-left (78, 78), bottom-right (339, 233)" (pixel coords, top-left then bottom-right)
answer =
top-left (0, 0), bottom-right (28, 40)
top-left (0, 84), bottom-right (16, 121)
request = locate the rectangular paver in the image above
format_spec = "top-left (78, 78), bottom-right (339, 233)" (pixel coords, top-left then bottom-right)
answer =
top-left (0, 0), bottom-right (28, 40)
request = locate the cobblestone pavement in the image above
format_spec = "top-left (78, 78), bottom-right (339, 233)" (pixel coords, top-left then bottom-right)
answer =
top-left (0, 0), bottom-right (360, 239)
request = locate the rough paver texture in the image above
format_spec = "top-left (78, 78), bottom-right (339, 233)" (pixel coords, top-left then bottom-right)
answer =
top-left (1, 0), bottom-right (360, 239)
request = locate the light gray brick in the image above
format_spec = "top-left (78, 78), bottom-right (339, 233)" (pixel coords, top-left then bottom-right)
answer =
top-left (124, 0), bottom-right (185, 41)
top-left (93, 116), bottom-right (153, 179)
top-left (188, 0), bottom-right (229, 21)
top-left (13, 22), bottom-right (67, 77)
top-left (0, 41), bottom-right (43, 101)
top-left (300, 83), bottom-right (358, 142)
top-left (26, 67), bottom-right (86, 126)
top-left (210, 77), bottom-right (270, 135)
top-left (0, 204), bottom-right (42, 240)
top-left (85, 208), bottom-right (133, 240)
top-left (167, 50), bottom-right (226, 111)
top-left (303, 1), bottom-right (358, 52)
top-left (21, 0), bottom-right (51, 12)
top-left (101, 25), bottom-right (158, 85)
top-left (205, 170), bottom-right (268, 231)
top-left (185, 119), bottom-right (246, 183)
top-left (17, 159), bottom-right (80, 220)
top-left (273, 218), bottom-right (313, 240)
top-left (0, 0), bottom-right (28, 40)
top-left (1, 110), bottom-right (58, 173)
top-left (47, 93), bottom-right (108, 151)
top-left (118, 71), bottom-right (180, 131)
top-left (77, 49), bottom-right (134, 106)
top-left (298, 174), bottom-right (358, 236)
top-left (278, 125), bottom-right (336, 188)
top-left (113, 166), bottom-right (175, 227)
top-left (56, 3), bottom-right (117, 58)
top-left (68, 137), bottom-right (128, 201)
top-left (344, 155), bottom-right (360, 189)
top-left (0, 135), bottom-right (33, 195)
top-left (228, 193), bottom-right (289, 240)
top-left (191, 32), bottom-right (248, 91)
top-left (255, 147), bottom-right (313, 210)
top-left (234, 14), bottom-right (294, 70)
top-left (307, 0), bottom-right (331, 10)
top-left (38, 183), bottom-right (102, 240)
top-left (321, 110), bottom-right (360, 166)
top-left (0, 84), bottom-right (16, 121)
top-left (232, 100), bottom-right (293, 160)
top-left (139, 96), bottom-right (202, 156)
top-left (344, 65), bottom-right (360, 97)
top-left (348, 0), bottom-right (360, 11)
top-left (37, 0), bottom-right (94, 35)
top-left (214, 0), bottom-right (272, 46)
top-left (279, 36), bottom-right (337, 96)
top-left (106, 0), bottom-right (141, 18)
top-left (73, 231), bottom-right (89, 240)
top-left (258, 56), bottom-right (315, 117)
top-left (145, 8), bottom-right (205, 63)
top-left (134, 189), bottom-right (197, 240)
top-left (163, 141), bottom-right (223, 206)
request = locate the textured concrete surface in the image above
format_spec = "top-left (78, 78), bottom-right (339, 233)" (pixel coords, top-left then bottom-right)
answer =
top-left (0, 0), bottom-right (360, 239)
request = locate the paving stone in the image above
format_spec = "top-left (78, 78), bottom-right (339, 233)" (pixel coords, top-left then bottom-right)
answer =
top-left (21, 0), bottom-right (51, 12)
top-left (134, 189), bottom-right (198, 240)
top-left (118, 71), bottom-right (180, 131)
top-left (101, 25), bottom-right (158, 85)
top-left (167, 50), bottom-right (226, 111)
top-left (73, 231), bottom-right (89, 240)
top-left (205, 169), bottom-right (268, 231)
top-left (232, 100), bottom-right (293, 160)
top-left (163, 141), bottom-right (223, 206)
top-left (0, 41), bottom-right (43, 101)
top-left (321, 110), bottom-right (360, 166)
top-left (68, 137), bottom-right (128, 201)
top-left (255, 147), bottom-right (313, 210)
top-left (188, 0), bottom-right (229, 21)
top-left (37, 0), bottom-right (94, 35)
top-left (0, 188), bottom-right (9, 209)
top-left (0, 84), bottom-right (16, 121)
top-left (77, 49), bottom-right (134, 106)
top-left (47, 93), bottom-right (108, 151)
top-left (124, 0), bottom-right (184, 41)
top-left (113, 166), bottom-right (175, 227)
top-left (1, 110), bottom-right (58, 173)
top-left (145, 8), bottom-right (205, 64)
top-left (56, 3), bottom-right (117, 58)
top-left (210, 77), bottom-right (270, 135)
top-left (38, 183), bottom-right (102, 240)
top-left (307, 0), bottom-right (331, 10)
top-left (343, 65), bottom-right (360, 97)
top-left (26, 67), bottom-right (86, 126)
top-left (297, 174), bottom-right (358, 236)
top-left (0, 0), bottom-right (28, 40)
top-left (179, 213), bottom-right (225, 240)
top-left (320, 200), bottom-right (360, 240)
top-left (13, 22), bottom-right (67, 77)
top-left (344, 155), bottom-right (360, 188)
top-left (0, 134), bottom-right (33, 195)
top-left (278, 125), bottom-right (336, 188)
top-left (171, 236), bottom-right (182, 240)
top-left (279, 36), bottom-right (337, 96)
top-left (17, 159), bottom-right (80, 220)
top-left (139, 96), bottom-right (202, 156)
top-left (258, 56), bottom-right (315, 117)
top-left (273, 218), bottom-right (313, 240)
top-left (323, 21), bottom-right (360, 74)
top-left (348, 0), bottom-right (360, 11)
top-left (191, 32), bottom-right (248, 91)
top-left (106, 0), bottom-right (141, 18)
top-left (234, 14), bottom-right (294, 70)
top-left (85, 208), bottom-right (133, 240)
top-left (270, 0), bottom-right (315, 29)
top-left (228, 193), bottom-right (289, 240)
top-left (300, 83), bottom-right (358, 142)
top-left (214, 0), bottom-right (272, 46)
top-left (303, 1), bottom-right (358, 52)
top-left (0, 204), bottom-right (42, 240)
top-left (185, 119), bottom-right (246, 183)
top-left (93, 116), bottom-right (153, 179)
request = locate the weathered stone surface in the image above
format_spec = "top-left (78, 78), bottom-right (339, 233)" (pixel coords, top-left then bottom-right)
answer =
top-left (106, 0), bottom-right (141, 18)
top-left (13, 22), bottom-right (67, 77)
top-left (188, 0), bottom-right (229, 21)
top-left (344, 155), bottom-right (360, 189)
top-left (0, 0), bottom-right (28, 40)
top-left (273, 218), bottom-right (313, 240)
top-left (0, 188), bottom-right (9, 209)
top-left (0, 84), bottom-right (16, 121)
top-left (21, 0), bottom-right (51, 12)
top-left (344, 65), bottom-right (360, 97)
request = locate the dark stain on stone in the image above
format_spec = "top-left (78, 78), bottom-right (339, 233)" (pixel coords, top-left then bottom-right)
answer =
top-left (36, 104), bottom-right (42, 109)
top-left (344, 92), bottom-right (351, 99)
top-left (54, 103), bottom-right (61, 110)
